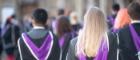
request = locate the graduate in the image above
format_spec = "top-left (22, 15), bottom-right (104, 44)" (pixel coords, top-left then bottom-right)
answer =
top-left (18, 8), bottom-right (60, 60)
top-left (107, 3), bottom-right (120, 29)
top-left (67, 7), bottom-right (109, 60)
top-left (116, 2), bottom-right (140, 60)
top-left (1, 14), bottom-right (20, 60)
top-left (55, 16), bottom-right (76, 60)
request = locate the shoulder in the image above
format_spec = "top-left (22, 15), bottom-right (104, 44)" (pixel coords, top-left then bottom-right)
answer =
top-left (118, 25), bottom-right (130, 37)
top-left (70, 37), bottom-right (78, 46)
top-left (119, 26), bottom-right (129, 33)
top-left (69, 37), bottom-right (78, 52)
top-left (69, 37), bottom-right (78, 51)
top-left (18, 37), bottom-right (25, 46)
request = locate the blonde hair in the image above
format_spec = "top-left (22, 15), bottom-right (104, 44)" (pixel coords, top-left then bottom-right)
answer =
top-left (76, 7), bottom-right (107, 57)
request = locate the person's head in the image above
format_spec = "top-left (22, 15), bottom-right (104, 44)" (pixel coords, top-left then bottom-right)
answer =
top-left (31, 8), bottom-right (48, 26)
top-left (58, 9), bottom-right (64, 16)
top-left (112, 3), bottom-right (120, 14)
top-left (56, 16), bottom-right (72, 37)
top-left (122, 0), bottom-right (133, 8)
top-left (11, 14), bottom-right (16, 19)
top-left (70, 12), bottom-right (79, 25)
top-left (128, 2), bottom-right (140, 20)
top-left (77, 7), bottom-right (107, 57)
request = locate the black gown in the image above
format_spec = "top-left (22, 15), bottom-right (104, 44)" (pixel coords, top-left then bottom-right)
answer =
top-left (18, 29), bottom-right (60, 60)
top-left (67, 32), bottom-right (117, 60)
top-left (118, 23), bottom-right (139, 60)
top-left (1, 23), bottom-right (20, 55)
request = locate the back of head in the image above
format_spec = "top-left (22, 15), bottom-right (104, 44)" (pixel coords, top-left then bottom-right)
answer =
top-left (58, 9), bottom-right (64, 16)
top-left (123, 0), bottom-right (133, 8)
top-left (77, 7), bottom-right (107, 57)
top-left (56, 16), bottom-right (72, 37)
top-left (112, 3), bottom-right (120, 12)
top-left (128, 2), bottom-right (140, 20)
top-left (32, 8), bottom-right (48, 25)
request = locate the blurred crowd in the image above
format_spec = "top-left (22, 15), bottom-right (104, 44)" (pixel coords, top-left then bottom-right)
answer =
top-left (0, 0), bottom-right (140, 60)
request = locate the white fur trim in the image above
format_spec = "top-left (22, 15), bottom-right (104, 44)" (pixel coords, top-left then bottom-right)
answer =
top-left (22, 33), bottom-right (39, 60)
top-left (22, 31), bottom-right (54, 60)
top-left (17, 39), bottom-right (23, 60)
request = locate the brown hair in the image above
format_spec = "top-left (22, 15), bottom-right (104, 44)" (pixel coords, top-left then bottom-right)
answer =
top-left (128, 2), bottom-right (140, 20)
top-left (56, 16), bottom-right (72, 38)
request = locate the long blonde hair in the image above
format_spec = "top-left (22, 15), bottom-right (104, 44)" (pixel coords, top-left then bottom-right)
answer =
top-left (76, 7), bottom-right (107, 57)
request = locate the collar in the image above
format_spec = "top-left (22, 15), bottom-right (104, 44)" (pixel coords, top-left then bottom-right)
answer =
top-left (33, 26), bottom-right (45, 29)
top-left (131, 20), bottom-right (140, 24)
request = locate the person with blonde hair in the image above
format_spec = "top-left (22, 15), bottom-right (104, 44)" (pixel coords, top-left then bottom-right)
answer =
top-left (66, 7), bottom-right (110, 60)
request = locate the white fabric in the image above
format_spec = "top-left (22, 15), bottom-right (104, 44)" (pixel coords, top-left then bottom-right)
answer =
top-left (131, 20), bottom-right (140, 24)
top-left (21, 31), bottom-right (54, 60)
top-left (33, 26), bottom-right (45, 29)
top-left (116, 33), bottom-right (120, 60)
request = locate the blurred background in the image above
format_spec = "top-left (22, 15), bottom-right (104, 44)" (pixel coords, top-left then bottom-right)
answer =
top-left (0, 0), bottom-right (133, 60)
top-left (0, 0), bottom-right (132, 27)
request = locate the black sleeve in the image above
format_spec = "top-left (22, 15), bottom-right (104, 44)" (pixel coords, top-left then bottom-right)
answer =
top-left (107, 32), bottom-right (117, 60)
top-left (118, 28), bottom-right (138, 60)
top-left (14, 25), bottom-right (20, 42)
top-left (47, 33), bottom-right (61, 60)
top-left (17, 38), bottom-right (35, 60)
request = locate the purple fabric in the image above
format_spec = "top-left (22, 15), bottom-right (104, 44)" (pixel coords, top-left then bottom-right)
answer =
top-left (95, 40), bottom-right (108, 60)
top-left (129, 25), bottom-right (140, 51)
top-left (78, 40), bottom-right (108, 60)
top-left (78, 53), bottom-right (86, 60)
top-left (59, 37), bottom-right (65, 48)
top-left (22, 33), bottom-right (52, 60)
top-left (108, 16), bottom-right (115, 25)
top-left (1, 24), bottom-right (10, 37)
top-left (59, 32), bottom-right (75, 48)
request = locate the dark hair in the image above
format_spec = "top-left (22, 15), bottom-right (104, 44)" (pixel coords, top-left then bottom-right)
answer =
top-left (123, 0), bottom-right (133, 7)
top-left (128, 2), bottom-right (140, 20)
top-left (112, 3), bottom-right (120, 11)
top-left (56, 16), bottom-right (72, 37)
top-left (32, 8), bottom-right (48, 24)
top-left (11, 14), bottom-right (16, 19)
top-left (58, 9), bottom-right (64, 15)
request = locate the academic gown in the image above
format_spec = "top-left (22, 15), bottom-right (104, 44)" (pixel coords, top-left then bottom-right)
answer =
top-left (18, 29), bottom-right (60, 60)
top-left (117, 23), bottom-right (140, 60)
top-left (66, 37), bottom-right (105, 60)
top-left (66, 32), bottom-right (117, 60)
top-left (1, 23), bottom-right (20, 54)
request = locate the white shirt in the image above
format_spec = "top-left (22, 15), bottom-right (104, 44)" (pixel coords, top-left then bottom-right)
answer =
top-left (131, 20), bottom-right (140, 24)
top-left (33, 26), bottom-right (45, 29)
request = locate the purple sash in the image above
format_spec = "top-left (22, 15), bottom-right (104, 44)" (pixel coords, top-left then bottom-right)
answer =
top-left (78, 40), bottom-right (108, 60)
top-left (22, 32), bottom-right (53, 60)
top-left (108, 16), bottom-right (115, 25)
top-left (59, 37), bottom-right (65, 48)
top-left (129, 25), bottom-right (140, 51)
top-left (59, 32), bottom-right (75, 48)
